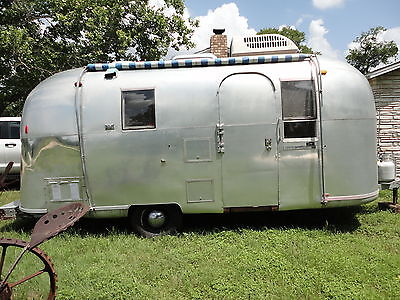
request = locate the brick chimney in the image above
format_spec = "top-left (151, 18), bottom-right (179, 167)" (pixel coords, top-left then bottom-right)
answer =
top-left (210, 29), bottom-right (228, 58)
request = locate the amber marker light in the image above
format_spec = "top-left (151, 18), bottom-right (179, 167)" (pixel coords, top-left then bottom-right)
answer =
top-left (321, 70), bottom-right (328, 75)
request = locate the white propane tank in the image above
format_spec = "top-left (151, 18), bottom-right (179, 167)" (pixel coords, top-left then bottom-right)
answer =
top-left (378, 154), bottom-right (396, 183)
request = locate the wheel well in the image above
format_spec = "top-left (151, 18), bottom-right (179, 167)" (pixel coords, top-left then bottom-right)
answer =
top-left (128, 203), bottom-right (182, 217)
top-left (128, 203), bottom-right (183, 237)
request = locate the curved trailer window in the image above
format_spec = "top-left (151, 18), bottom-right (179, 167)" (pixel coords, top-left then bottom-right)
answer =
top-left (281, 80), bottom-right (316, 139)
top-left (122, 89), bottom-right (156, 130)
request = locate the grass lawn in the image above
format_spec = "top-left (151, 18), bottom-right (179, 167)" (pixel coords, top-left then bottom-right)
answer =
top-left (0, 190), bottom-right (399, 299)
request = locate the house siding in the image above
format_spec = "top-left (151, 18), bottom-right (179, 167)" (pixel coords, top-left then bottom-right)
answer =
top-left (369, 68), bottom-right (400, 176)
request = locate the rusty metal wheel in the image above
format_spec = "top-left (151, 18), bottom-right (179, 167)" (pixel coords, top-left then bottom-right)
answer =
top-left (0, 203), bottom-right (89, 299)
top-left (0, 238), bottom-right (57, 300)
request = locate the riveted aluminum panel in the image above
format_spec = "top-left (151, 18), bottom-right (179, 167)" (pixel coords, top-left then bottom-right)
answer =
top-left (80, 68), bottom-right (225, 214)
top-left (319, 58), bottom-right (378, 202)
top-left (22, 69), bottom-right (82, 138)
top-left (20, 68), bottom-right (88, 213)
top-left (322, 119), bottom-right (378, 197)
top-left (20, 135), bottom-right (86, 212)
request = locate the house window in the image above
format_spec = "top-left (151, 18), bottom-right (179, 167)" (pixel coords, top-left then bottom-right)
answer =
top-left (281, 80), bottom-right (316, 138)
top-left (122, 89), bottom-right (155, 130)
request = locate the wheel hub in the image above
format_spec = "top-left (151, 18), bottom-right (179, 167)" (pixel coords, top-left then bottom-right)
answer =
top-left (147, 210), bottom-right (166, 228)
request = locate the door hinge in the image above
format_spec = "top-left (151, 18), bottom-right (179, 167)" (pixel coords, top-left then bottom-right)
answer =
top-left (265, 138), bottom-right (272, 151)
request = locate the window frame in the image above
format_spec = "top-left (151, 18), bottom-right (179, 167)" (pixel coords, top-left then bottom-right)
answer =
top-left (280, 79), bottom-right (317, 140)
top-left (283, 120), bottom-right (317, 139)
top-left (121, 88), bottom-right (156, 130)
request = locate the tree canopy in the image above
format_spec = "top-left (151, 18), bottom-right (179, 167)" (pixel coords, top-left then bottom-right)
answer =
top-left (0, 0), bottom-right (197, 116)
top-left (346, 26), bottom-right (398, 75)
top-left (257, 27), bottom-right (314, 54)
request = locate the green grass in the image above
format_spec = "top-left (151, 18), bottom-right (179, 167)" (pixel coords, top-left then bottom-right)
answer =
top-left (0, 190), bottom-right (399, 299)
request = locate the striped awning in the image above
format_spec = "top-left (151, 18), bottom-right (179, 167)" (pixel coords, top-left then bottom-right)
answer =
top-left (87, 54), bottom-right (311, 72)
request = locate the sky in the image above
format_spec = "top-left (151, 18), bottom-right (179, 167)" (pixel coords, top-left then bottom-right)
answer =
top-left (165, 0), bottom-right (400, 61)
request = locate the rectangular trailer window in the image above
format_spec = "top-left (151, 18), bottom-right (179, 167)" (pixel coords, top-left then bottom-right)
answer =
top-left (122, 89), bottom-right (156, 130)
top-left (281, 80), bottom-right (316, 138)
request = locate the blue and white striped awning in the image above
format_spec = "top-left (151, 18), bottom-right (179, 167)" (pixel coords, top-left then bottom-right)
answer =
top-left (86, 54), bottom-right (311, 72)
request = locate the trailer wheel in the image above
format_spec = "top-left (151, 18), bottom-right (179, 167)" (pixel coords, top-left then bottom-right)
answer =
top-left (130, 205), bottom-right (182, 237)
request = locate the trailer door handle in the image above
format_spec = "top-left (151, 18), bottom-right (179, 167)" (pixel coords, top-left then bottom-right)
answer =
top-left (5, 143), bottom-right (16, 148)
top-left (276, 119), bottom-right (282, 143)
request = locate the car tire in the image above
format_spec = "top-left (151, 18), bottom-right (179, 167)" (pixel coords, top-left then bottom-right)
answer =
top-left (129, 205), bottom-right (182, 238)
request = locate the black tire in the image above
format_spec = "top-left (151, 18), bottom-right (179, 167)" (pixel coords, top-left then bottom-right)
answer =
top-left (129, 205), bottom-right (182, 238)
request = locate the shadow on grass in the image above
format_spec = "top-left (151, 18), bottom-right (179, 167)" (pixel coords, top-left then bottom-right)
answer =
top-left (0, 216), bottom-right (37, 233)
top-left (75, 207), bottom-right (363, 236)
top-left (0, 216), bottom-right (131, 236)
top-left (0, 182), bottom-right (21, 194)
top-left (181, 206), bottom-right (363, 235)
top-left (1, 205), bottom-right (367, 237)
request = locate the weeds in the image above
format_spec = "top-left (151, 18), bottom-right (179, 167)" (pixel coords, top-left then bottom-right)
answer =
top-left (0, 190), bottom-right (399, 299)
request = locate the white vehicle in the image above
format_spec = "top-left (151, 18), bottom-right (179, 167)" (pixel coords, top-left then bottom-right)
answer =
top-left (0, 117), bottom-right (21, 179)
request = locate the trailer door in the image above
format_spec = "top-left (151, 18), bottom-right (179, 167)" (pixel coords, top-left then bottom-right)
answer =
top-left (218, 73), bottom-right (278, 208)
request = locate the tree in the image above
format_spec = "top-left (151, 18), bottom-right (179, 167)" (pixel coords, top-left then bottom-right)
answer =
top-left (0, 0), bottom-right (198, 116)
top-left (346, 26), bottom-right (398, 75)
top-left (257, 27), bottom-right (314, 54)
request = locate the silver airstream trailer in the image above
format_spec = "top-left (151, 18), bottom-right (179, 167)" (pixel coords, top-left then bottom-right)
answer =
top-left (14, 35), bottom-right (379, 236)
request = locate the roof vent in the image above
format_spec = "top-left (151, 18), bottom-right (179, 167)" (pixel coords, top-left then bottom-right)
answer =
top-left (230, 34), bottom-right (299, 57)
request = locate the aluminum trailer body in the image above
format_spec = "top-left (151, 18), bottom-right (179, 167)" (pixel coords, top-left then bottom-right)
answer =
top-left (18, 54), bottom-right (378, 234)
